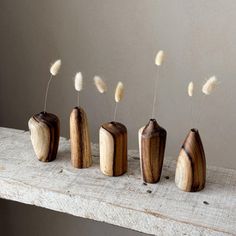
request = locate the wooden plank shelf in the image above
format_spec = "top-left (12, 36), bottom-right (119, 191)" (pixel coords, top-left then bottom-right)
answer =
top-left (0, 127), bottom-right (235, 235)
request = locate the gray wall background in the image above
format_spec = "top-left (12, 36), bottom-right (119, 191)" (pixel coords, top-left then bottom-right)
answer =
top-left (0, 0), bottom-right (235, 235)
top-left (1, 0), bottom-right (236, 169)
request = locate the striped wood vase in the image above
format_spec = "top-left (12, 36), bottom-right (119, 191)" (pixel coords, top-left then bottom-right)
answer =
top-left (99, 121), bottom-right (127, 176)
top-left (175, 129), bottom-right (206, 192)
top-left (28, 112), bottom-right (60, 162)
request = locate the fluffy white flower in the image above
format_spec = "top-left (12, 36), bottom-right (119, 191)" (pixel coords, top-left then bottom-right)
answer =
top-left (94, 76), bottom-right (107, 93)
top-left (188, 81), bottom-right (194, 97)
top-left (74, 72), bottom-right (83, 91)
top-left (50, 59), bottom-right (62, 76)
top-left (202, 76), bottom-right (218, 95)
top-left (155, 50), bottom-right (164, 66)
top-left (115, 82), bottom-right (124, 102)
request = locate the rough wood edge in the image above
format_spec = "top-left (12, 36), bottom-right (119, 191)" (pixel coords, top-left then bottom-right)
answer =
top-left (0, 179), bottom-right (231, 236)
top-left (0, 128), bottom-right (235, 236)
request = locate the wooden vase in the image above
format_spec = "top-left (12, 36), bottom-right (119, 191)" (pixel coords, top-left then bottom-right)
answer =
top-left (99, 122), bottom-right (127, 176)
top-left (28, 112), bottom-right (60, 162)
top-left (70, 107), bottom-right (92, 168)
top-left (175, 129), bottom-right (206, 192)
top-left (139, 119), bottom-right (167, 183)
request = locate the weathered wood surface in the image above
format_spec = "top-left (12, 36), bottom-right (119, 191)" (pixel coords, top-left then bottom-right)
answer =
top-left (0, 127), bottom-right (235, 236)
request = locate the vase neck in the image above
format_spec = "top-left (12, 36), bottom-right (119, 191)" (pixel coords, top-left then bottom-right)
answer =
top-left (148, 119), bottom-right (160, 129)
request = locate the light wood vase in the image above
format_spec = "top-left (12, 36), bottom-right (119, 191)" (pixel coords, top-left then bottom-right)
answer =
top-left (70, 107), bottom-right (92, 168)
top-left (175, 129), bottom-right (206, 192)
top-left (139, 119), bottom-right (167, 183)
top-left (99, 122), bottom-right (127, 176)
top-left (28, 112), bottom-right (60, 162)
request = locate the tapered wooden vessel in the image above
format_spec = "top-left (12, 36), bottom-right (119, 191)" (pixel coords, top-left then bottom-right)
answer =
top-left (175, 129), bottom-right (206, 192)
top-left (99, 122), bottom-right (127, 176)
top-left (70, 107), bottom-right (92, 168)
top-left (139, 119), bottom-right (167, 183)
top-left (28, 112), bottom-right (60, 162)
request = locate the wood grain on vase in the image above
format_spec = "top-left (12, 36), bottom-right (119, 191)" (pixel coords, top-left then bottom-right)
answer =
top-left (139, 119), bottom-right (167, 183)
top-left (28, 112), bottom-right (60, 162)
top-left (70, 107), bottom-right (92, 168)
top-left (175, 129), bottom-right (206, 192)
top-left (100, 122), bottom-right (127, 176)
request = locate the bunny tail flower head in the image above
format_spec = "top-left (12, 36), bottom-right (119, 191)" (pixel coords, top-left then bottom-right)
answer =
top-left (50, 59), bottom-right (62, 76)
top-left (94, 76), bottom-right (107, 93)
top-left (115, 82), bottom-right (124, 102)
top-left (113, 81), bottom-right (124, 121)
top-left (188, 81), bottom-right (194, 97)
top-left (74, 72), bottom-right (83, 91)
top-left (43, 59), bottom-right (61, 113)
top-left (202, 76), bottom-right (219, 95)
top-left (155, 50), bottom-right (164, 66)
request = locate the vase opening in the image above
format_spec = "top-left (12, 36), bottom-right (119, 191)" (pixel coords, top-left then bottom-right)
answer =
top-left (191, 128), bottom-right (198, 133)
top-left (40, 111), bottom-right (47, 116)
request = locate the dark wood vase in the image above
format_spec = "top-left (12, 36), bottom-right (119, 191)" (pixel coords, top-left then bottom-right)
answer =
top-left (70, 107), bottom-right (92, 168)
top-left (99, 121), bottom-right (127, 176)
top-left (28, 112), bottom-right (60, 162)
top-left (175, 129), bottom-right (206, 192)
top-left (139, 119), bottom-right (167, 183)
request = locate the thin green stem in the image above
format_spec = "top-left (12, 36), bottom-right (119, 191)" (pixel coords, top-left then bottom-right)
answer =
top-left (113, 102), bottom-right (118, 122)
top-left (43, 74), bottom-right (53, 113)
top-left (190, 98), bottom-right (193, 128)
top-left (151, 70), bottom-right (159, 118)
top-left (196, 95), bottom-right (206, 128)
top-left (77, 92), bottom-right (80, 107)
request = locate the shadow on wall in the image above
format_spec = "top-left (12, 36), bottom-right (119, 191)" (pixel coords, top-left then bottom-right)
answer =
top-left (0, 199), bottom-right (149, 236)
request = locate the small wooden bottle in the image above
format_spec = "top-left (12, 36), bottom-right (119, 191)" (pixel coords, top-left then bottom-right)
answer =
top-left (99, 122), bottom-right (127, 176)
top-left (70, 107), bottom-right (92, 168)
top-left (175, 129), bottom-right (206, 192)
top-left (139, 119), bottom-right (167, 183)
top-left (28, 112), bottom-right (60, 162)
